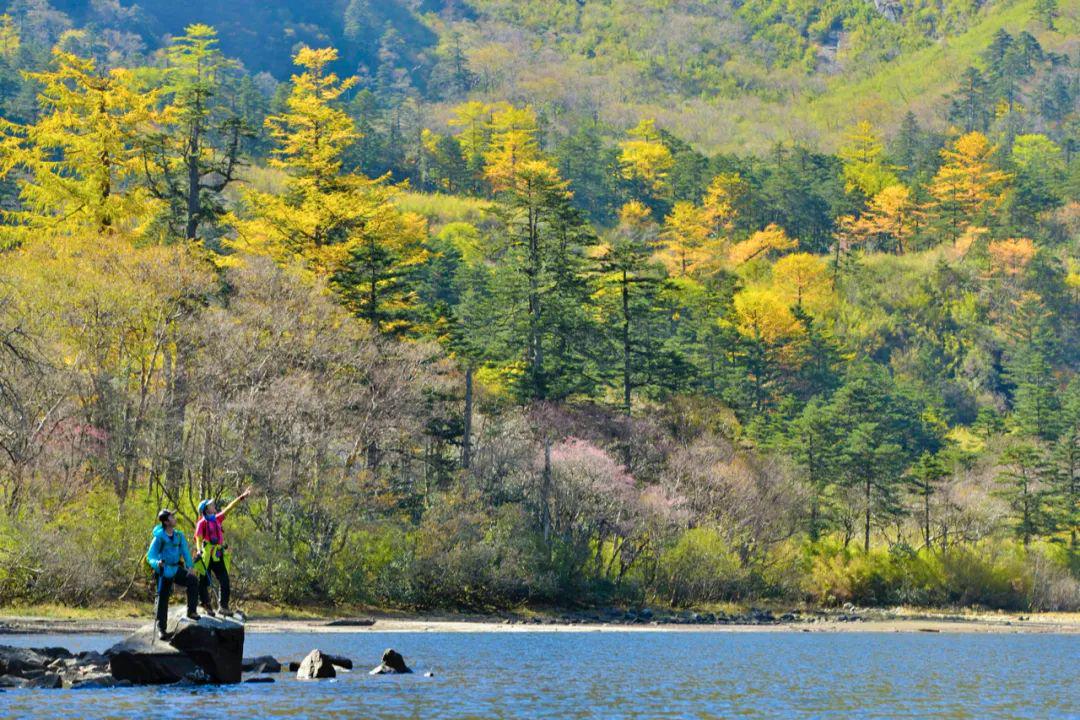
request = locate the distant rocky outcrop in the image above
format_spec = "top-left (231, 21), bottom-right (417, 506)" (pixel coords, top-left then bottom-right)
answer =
top-left (106, 610), bottom-right (244, 685)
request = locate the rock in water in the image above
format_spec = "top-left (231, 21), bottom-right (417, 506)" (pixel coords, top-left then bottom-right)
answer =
top-left (296, 649), bottom-right (336, 679)
top-left (167, 613), bottom-right (244, 684)
top-left (242, 655), bottom-right (282, 673)
top-left (322, 653), bottom-right (353, 670)
top-left (106, 625), bottom-right (200, 685)
top-left (107, 610), bottom-right (244, 685)
top-left (369, 648), bottom-right (412, 675)
top-left (0, 646), bottom-right (55, 677)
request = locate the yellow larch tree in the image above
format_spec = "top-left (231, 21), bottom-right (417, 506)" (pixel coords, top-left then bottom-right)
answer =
top-left (772, 252), bottom-right (829, 310)
top-left (988, 238), bottom-right (1036, 277)
top-left (231, 46), bottom-right (427, 332)
top-left (842, 184), bottom-right (923, 253)
top-left (232, 46), bottom-right (382, 272)
top-left (929, 131), bottom-right (1011, 243)
top-left (701, 172), bottom-right (748, 238)
top-left (729, 223), bottom-right (797, 265)
top-left (838, 120), bottom-right (899, 198)
top-left (657, 201), bottom-right (726, 278)
top-left (482, 104), bottom-right (542, 193)
top-left (618, 119), bottom-right (674, 195)
top-left (448, 100), bottom-right (501, 169)
top-left (0, 47), bottom-right (161, 245)
top-left (733, 286), bottom-right (803, 346)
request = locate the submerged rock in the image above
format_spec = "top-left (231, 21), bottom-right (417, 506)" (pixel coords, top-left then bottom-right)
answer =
top-left (369, 648), bottom-right (412, 675)
top-left (25, 673), bottom-right (62, 689)
top-left (322, 653), bottom-right (353, 670)
top-left (296, 649), bottom-right (336, 679)
top-left (242, 655), bottom-right (282, 673)
top-left (107, 610), bottom-right (245, 685)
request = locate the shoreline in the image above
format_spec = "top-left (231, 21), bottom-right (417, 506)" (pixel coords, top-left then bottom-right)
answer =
top-left (2, 610), bottom-right (1078, 636)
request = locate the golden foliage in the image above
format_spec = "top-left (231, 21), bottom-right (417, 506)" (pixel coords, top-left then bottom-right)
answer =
top-left (729, 223), bottom-right (796, 265)
top-left (448, 100), bottom-right (498, 163)
top-left (839, 184), bottom-right (922, 253)
top-left (929, 132), bottom-right (1011, 240)
top-left (0, 49), bottom-right (163, 245)
top-left (838, 120), bottom-right (898, 197)
top-left (657, 201), bottom-right (725, 277)
top-left (733, 287), bottom-right (803, 345)
top-left (700, 172), bottom-right (748, 236)
top-left (987, 238), bottom-right (1036, 277)
top-left (772, 252), bottom-right (828, 308)
top-left (230, 46), bottom-right (417, 283)
top-left (618, 119), bottom-right (674, 193)
top-left (482, 104), bottom-right (542, 192)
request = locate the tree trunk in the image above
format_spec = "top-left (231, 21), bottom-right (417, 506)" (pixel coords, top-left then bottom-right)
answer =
top-left (863, 474), bottom-right (871, 553)
top-left (527, 205), bottom-right (542, 397)
top-left (923, 483), bottom-right (931, 551)
top-left (541, 438), bottom-right (552, 547)
top-left (621, 269), bottom-right (631, 416)
top-left (462, 365), bottom-right (473, 469)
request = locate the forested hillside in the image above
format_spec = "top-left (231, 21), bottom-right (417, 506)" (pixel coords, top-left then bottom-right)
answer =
top-left (0, 0), bottom-right (1078, 613)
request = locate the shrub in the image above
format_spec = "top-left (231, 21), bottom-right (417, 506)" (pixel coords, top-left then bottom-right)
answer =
top-left (653, 527), bottom-right (749, 607)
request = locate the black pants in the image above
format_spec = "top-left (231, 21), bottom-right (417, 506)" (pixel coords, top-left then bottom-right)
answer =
top-left (154, 566), bottom-right (198, 632)
top-left (198, 558), bottom-right (230, 610)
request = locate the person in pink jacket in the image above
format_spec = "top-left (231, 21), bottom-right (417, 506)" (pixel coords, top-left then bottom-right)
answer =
top-left (194, 487), bottom-right (252, 617)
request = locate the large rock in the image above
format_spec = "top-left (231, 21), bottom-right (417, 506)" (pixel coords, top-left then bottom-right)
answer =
top-left (0, 645), bottom-right (58, 677)
top-left (369, 648), bottom-right (412, 675)
top-left (296, 649), bottom-right (336, 679)
top-left (107, 610), bottom-right (244, 685)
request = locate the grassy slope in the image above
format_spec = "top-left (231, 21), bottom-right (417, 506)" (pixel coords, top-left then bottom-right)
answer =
top-left (801, 0), bottom-right (1079, 149)
top-left (615, 0), bottom-right (1076, 153)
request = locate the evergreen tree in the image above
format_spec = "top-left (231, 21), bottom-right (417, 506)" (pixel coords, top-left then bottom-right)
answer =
top-left (486, 140), bottom-right (599, 400)
top-left (828, 364), bottom-right (938, 552)
top-left (995, 441), bottom-right (1054, 546)
top-left (139, 24), bottom-right (247, 244)
top-left (231, 46), bottom-right (425, 332)
top-left (590, 201), bottom-right (671, 413)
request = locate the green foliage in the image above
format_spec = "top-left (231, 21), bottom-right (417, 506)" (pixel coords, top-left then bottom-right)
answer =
top-left (654, 527), bottom-right (749, 607)
top-left (805, 538), bottom-right (1080, 610)
top-left (0, 4), bottom-right (1077, 616)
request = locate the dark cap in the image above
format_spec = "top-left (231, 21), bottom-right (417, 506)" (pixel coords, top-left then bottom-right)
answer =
top-left (157, 509), bottom-right (174, 524)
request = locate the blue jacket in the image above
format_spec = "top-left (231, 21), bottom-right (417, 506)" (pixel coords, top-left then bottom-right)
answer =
top-left (146, 526), bottom-right (193, 579)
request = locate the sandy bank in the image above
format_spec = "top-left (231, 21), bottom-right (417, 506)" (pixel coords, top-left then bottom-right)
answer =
top-left (1, 611), bottom-right (1077, 636)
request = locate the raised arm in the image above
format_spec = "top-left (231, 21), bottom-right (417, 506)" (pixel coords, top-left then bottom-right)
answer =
top-left (216, 486), bottom-right (253, 521)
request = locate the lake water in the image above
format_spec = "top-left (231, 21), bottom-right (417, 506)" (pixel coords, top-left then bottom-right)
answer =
top-left (0, 630), bottom-right (1077, 719)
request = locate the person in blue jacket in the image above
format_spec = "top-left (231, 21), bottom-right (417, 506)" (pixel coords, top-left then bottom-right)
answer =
top-left (147, 509), bottom-right (200, 639)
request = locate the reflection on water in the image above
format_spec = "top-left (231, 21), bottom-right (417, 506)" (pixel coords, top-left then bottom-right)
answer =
top-left (1, 631), bottom-right (1077, 719)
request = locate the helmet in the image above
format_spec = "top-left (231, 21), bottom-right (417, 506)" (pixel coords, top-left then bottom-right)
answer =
top-left (157, 509), bottom-right (173, 524)
top-left (197, 499), bottom-right (215, 516)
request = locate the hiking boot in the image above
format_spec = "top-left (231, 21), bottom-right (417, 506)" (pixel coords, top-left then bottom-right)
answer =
top-left (186, 610), bottom-right (200, 621)
top-left (156, 628), bottom-right (171, 641)
top-left (218, 606), bottom-right (231, 616)
top-left (200, 604), bottom-right (217, 618)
